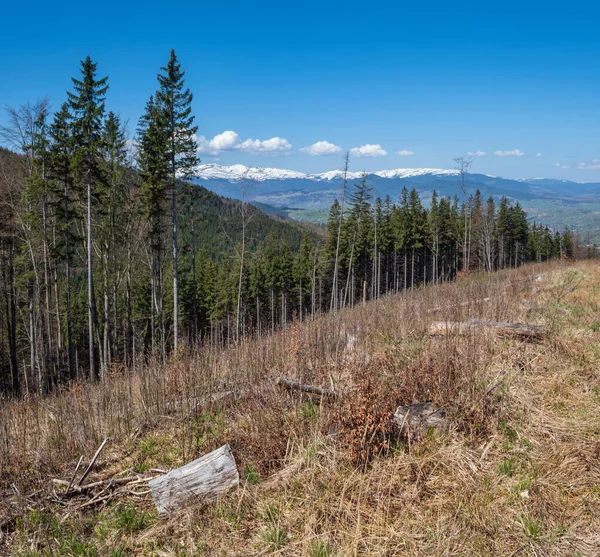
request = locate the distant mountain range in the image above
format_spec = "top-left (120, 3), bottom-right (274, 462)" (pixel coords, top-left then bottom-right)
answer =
top-left (194, 164), bottom-right (600, 241)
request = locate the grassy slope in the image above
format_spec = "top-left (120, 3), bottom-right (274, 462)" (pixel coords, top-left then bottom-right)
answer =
top-left (2, 260), bottom-right (600, 556)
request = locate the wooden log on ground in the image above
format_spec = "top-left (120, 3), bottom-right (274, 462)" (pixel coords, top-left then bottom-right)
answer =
top-left (276, 377), bottom-right (337, 399)
top-left (427, 297), bottom-right (492, 314)
top-left (429, 319), bottom-right (545, 340)
top-left (393, 402), bottom-right (449, 433)
top-left (149, 444), bottom-right (239, 518)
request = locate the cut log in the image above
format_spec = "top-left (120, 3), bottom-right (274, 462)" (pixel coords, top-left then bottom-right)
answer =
top-left (393, 402), bottom-right (449, 433)
top-left (427, 297), bottom-right (492, 314)
top-left (429, 319), bottom-right (545, 340)
top-left (276, 377), bottom-right (337, 399)
top-left (149, 444), bottom-right (239, 518)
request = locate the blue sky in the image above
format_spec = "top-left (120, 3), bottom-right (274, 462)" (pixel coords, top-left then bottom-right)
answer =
top-left (1, 0), bottom-right (599, 180)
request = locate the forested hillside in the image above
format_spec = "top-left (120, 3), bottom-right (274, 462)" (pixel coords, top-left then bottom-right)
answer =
top-left (0, 53), bottom-right (594, 399)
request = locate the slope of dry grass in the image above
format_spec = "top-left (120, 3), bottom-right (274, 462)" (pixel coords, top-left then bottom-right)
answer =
top-left (1, 259), bottom-right (600, 556)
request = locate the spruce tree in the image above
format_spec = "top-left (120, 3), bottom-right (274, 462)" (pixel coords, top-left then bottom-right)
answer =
top-left (156, 49), bottom-right (199, 350)
top-left (48, 102), bottom-right (76, 380)
top-left (137, 95), bottom-right (169, 357)
top-left (100, 112), bottom-right (127, 371)
top-left (67, 56), bottom-right (108, 380)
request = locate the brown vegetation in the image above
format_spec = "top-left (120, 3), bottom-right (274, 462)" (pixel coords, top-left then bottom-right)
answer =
top-left (1, 259), bottom-right (600, 555)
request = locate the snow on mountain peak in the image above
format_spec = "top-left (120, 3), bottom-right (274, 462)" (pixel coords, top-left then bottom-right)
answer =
top-left (195, 164), bottom-right (460, 182)
top-left (196, 164), bottom-right (307, 182)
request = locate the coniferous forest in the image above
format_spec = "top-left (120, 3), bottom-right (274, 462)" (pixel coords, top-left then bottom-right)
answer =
top-left (0, 52), bottom-right (591, 398)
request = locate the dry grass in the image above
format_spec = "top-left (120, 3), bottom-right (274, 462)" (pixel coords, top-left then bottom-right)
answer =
top-left (2, 259), bottom-right (600, 556)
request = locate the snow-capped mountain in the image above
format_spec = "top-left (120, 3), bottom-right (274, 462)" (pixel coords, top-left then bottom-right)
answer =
top-left (196, 164), bottom-right (460, 182)
top-left (192, 164), bottom-right (600, 238)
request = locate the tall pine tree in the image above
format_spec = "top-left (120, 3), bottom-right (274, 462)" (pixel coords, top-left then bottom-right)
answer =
top-left (156, 49), bottom-right (198, 350)
top-left (68, 56), bottom-right (108, 380)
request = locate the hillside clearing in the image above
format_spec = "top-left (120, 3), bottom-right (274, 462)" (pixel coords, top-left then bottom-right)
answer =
top-left (2, 259), bottom-right (600, 556)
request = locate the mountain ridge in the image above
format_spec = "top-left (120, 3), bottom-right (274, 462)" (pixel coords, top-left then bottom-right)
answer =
top-left (193, 164), bottom-right (600, 241)
top-left (195, 163), bottom-right (599, 186)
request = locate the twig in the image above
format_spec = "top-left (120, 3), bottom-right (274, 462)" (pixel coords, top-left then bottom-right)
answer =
top-left (78, 437), bottom-right (109, 486)
top-left (53, 475), bottom-right (150, 494)
top-left (276, 377), bottom-right (337, 399)
top-left (66, 456), bottom-right (84, 496)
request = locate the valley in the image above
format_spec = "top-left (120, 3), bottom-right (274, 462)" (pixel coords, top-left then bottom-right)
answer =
top-left (196, 164), bottom-right (600, 242)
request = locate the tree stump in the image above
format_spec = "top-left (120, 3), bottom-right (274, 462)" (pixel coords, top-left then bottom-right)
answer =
top-left (393, 402), bottom-right (449, 433)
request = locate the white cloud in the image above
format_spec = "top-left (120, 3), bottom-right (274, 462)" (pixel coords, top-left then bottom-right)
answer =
top-left (238, 137), bottom-right (292, 154)
top-left (396, 149), bottom-right (415, 156)
top-left (494, 149), bottom-right (525, 157)
top-left (577, 160), bottom-right (600, 170)
top-left (555, 162), bottom-right (569, 169)
top-left (536, 153), bottom-right (543, 158)
top-left (467, 151), bottom-right (486, 158)
top-left (350, 144), bottom-right (387, 158)
top-left (300, 140), bottom-right (343, 156)
top-left (196, 130), bottom-right (240, 156)
top-left (196, 130), bottom-right (292, 156)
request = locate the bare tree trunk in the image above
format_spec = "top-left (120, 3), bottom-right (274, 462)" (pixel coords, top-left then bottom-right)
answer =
top-left (298, 279), bottom-right (302, 322)
top-left (343, 218), bottom-right (359, 309)
top-left (236, 189), bottom-right (247, 343)
top-left (311, 247), bottom-right (318, 320)
top-left (87, 157), bottom-right (97, 380)
top-left (271, 289), bottom-right (274, 334)
top-left (7, 242), bottom-right (19, 394)
top-left (41, 195), bottom-right (55, 386)
top-left (102, 248), bottom-right (109, 378)
top-left (331, 152), bottom-right (349, 312)
top-left (126, 243), bottom-right (132, 367)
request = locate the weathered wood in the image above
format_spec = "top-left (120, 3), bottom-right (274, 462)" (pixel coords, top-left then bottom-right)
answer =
top-left (78, 437), bottom-right (109, 486)
top-left (149, 444), bottom-right (239, 518)
top-left (427, 297), bottom-right (492, 314)
top-left (66, 455), bottom-right (84, 495)
top-left (394, 402), bottom-right (449, 432)
top-left (53, 475), bottom-right (147, 495)
top-left (429, 319), bottom-right (545, 340)
top-left (276, 377), bottom-right (337, 399)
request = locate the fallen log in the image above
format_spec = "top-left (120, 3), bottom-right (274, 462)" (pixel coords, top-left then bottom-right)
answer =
top-left (149, 444), bottom-right (239, 518)
top-left (429, 319), bottom-right (545, 340)
top-left (427, 297), bottom-right (492, 314)
top-left (276, 377), bottom-right (337, 399)
top-left (394, 402), bottom-right (449, 433)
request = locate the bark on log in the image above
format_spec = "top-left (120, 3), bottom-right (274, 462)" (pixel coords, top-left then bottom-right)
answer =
top-left (429, 319), bottom-right (545, 340)
top-left (149, 444), bottom-right (239, 518)
top-left (393, 402), bottom-right (449, 432)
top-left (276, 377), bottom-right (337, 399)
top-left (427, 297), bottom-right (492, 314)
